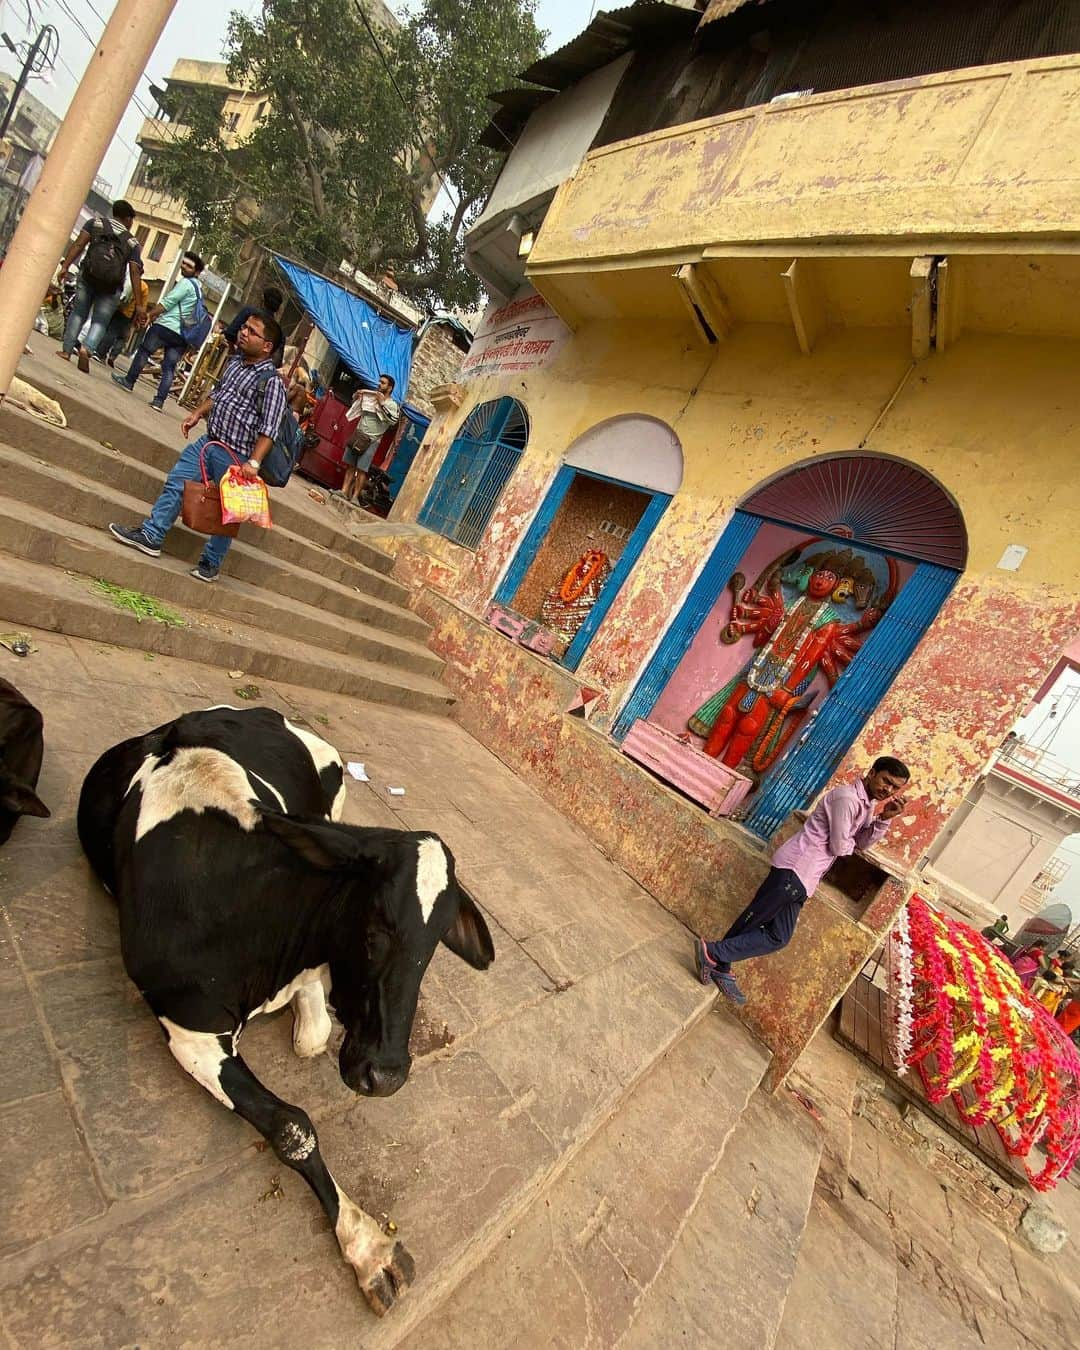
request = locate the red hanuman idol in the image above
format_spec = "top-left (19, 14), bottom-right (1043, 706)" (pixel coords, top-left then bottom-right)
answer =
top-left (688, 543), bottom-right (898, 778)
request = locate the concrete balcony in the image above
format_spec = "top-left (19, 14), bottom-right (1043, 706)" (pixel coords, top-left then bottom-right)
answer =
top-left (531, 55), bottom-right (1080, 265)
top-left (527, 55), bottom-right (1080, 337)
top-left (127, 181), bottom-right (185, 223)
top-left (137, 116), bottom-right (192, 150)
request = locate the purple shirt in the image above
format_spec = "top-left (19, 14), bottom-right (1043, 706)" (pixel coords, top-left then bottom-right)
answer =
top-left (771, 778), bottom-right (891, 895)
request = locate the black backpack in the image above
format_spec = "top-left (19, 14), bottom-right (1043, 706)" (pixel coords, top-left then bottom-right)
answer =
top-left (82, 219), bottom-right (133, 294)
top-left (255, 369), bottom-right (304, 488)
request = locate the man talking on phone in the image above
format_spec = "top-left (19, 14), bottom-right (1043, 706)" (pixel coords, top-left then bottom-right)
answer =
top-left (694, 757), bottom-right (912, 1004)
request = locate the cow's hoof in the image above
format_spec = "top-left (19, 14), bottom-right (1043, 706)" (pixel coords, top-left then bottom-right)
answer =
top-left (353, 1240), bottom-right (416, 1316)
top-left (292, 1032), bottom-right (330, 1058)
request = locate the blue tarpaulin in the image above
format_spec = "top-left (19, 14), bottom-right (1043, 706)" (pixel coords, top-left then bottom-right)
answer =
top-left (273, 255), bottom-right (414, 397)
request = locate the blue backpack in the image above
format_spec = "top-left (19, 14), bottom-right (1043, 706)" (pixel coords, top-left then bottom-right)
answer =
top-left (255, 369), bottom-right (304, 488)
top-left (180, 280), bottom-right (212, 349)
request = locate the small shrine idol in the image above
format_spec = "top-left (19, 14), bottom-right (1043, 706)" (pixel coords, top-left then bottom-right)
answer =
top-left (540, 547), bottom-right (611, 646)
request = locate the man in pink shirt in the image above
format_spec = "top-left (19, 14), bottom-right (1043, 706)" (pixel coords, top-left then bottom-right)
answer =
top-left (695, 757), bottom-right (912, 1004)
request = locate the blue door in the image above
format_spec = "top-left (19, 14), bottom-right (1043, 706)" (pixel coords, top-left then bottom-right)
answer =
top-left (741, 561), bottom-right (958, 838)
top-left (419, 397), bottom-right (528, 549)
top-left (386, 411), bottom-right (429, 506)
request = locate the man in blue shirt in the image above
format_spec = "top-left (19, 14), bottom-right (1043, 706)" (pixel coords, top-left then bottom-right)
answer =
top-left (113, 251), bottom-right (205, 411)
top-left (107, 311), bottom-right (287, 583)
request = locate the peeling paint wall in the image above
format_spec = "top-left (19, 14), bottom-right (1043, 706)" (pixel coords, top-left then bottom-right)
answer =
top-left (530, 57), bottom-right (1080, 266)
top-left (394, 321), bottom-right (1080, 867)
top-left (413, 589), bottom-right (907, 1085)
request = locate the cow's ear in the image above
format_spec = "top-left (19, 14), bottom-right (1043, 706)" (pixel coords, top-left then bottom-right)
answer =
top-left (442, 891), bottom-right (495, 970)
top-left (259, 810), bottom-right (358, 869)
top-left (0, 779), bottom-right (49, 818)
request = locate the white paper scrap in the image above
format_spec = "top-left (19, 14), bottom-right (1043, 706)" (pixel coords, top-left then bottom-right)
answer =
top-left (387, 786), bottom-right (406, 796)
top-left (346, 762), bottom-right (369, 782)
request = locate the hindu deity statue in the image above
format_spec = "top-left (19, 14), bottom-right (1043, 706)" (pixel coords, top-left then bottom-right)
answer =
top-left (540, 547), bottom-right (611, 646)
top-left (689, 543), bottom-right (898, 778)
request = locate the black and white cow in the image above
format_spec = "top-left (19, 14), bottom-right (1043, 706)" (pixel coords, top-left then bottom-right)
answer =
top-left (0, 677), bottom-right (49, 845)
top-left (77, 705), bottom-right (494, 1315)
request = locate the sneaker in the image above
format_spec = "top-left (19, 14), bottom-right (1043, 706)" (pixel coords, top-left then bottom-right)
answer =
top-left (107, 522), bottom-right (161, 557)
top-left (713, 971), bottom-right (747, 1006)
top-left (190, 562), bottom-right (219, 583)
top-left (693, 937), bottom-right (717, 986)
top-left (91, 352), bottom-right (106, 364)
top-left (149, 400), bottom-right (164, 412)
top-left (111, 372), bottom-right (133, 391)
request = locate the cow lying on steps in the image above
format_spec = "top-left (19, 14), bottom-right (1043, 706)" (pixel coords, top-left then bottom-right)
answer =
top-left (77, 705), bottom-right (494, 1316)
top-left (0, 677), bottom-right (50, 845)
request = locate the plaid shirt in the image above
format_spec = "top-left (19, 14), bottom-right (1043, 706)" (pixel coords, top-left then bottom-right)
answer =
top-left (207, 355), bottom-right (287, 459)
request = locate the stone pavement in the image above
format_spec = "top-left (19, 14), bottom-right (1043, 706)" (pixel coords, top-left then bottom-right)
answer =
top-left (0, 626), bottom-right (770, 1348)
top-left (775, 1032), bottom-right (1080, 1350)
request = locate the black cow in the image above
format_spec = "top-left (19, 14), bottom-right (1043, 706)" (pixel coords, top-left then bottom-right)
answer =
top-left (77, 705), bottom-right (494, 1315)
top-left (0, 677), bottom-right (49, 845)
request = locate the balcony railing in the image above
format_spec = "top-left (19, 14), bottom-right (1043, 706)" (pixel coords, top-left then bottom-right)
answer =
top-left (530, 55), bottom-right (1080, 271)
top-left (994, 741), bottom-right (1080, 809)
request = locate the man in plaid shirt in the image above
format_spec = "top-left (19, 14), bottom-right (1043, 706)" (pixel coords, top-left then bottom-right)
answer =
top-left (108, 312), bottom-right (287, 582)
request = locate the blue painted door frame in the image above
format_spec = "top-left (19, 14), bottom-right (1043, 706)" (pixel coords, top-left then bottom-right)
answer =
top-left (612, 510), bottom-right (762, 738)
top-left (611, 509), bottom-right (959, 839)
top-left (492, 465), bottom-right (672, 673)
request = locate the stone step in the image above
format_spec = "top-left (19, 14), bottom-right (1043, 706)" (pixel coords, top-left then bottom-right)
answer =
top-left (0, 434), bottom-right (426, 623)
top-left (0, 552), bottom-right (454, 715)
top-left (0, 386), bottom-right (397, 578)
top-left (404, 1009), bottom-right (774, 1349)
top-left (618, 1081), bottom-right (822, 1350)
top-left (0, 425), bottom-right (414, 613)
top-left (0, 496), bottom-right (444, 682)
top-left (0, 902), bottom-right (726, 1347)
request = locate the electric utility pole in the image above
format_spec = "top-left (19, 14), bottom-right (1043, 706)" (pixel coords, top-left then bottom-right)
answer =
top-left (0, 0), bottom-right (178, 402)
top-left (0, 24), bottom-right (59, 141)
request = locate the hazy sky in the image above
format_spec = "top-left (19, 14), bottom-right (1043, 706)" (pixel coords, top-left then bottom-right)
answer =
top-left (0, 0), bottom-right (587, 194)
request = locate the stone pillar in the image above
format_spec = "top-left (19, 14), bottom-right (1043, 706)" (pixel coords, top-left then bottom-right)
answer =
top-left (389, 381), bottom-right (467, 523)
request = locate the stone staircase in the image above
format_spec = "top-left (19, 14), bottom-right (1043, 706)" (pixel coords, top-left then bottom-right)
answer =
top-left (0, 355), bottom-right (452, 714)
top-left (1, 357), bottom-right (831, 1349)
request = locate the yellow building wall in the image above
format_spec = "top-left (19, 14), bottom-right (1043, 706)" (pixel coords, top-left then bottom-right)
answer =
top-left (395, 315), bottom-right (1080, 872)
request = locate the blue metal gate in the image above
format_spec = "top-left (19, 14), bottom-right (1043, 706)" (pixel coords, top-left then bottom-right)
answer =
top-left (418, 397), bottom-right (528, 549)
top-left (741, 560), bottom-right (959, 837)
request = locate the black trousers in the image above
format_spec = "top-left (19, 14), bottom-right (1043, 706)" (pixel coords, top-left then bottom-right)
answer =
top-left (706, 867), bottom-right (808, 972)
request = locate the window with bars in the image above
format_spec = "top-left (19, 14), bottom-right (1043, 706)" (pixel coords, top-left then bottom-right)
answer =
top-left (418, 397), bottom-right (528, 550)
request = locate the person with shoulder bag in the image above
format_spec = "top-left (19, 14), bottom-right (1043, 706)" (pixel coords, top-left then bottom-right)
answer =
top-left (106, 311), bottom-right (287, 583)
top-left (113, 251), bottom-right (210, 411)
top-left (56, 199), bottom-right (144, 366)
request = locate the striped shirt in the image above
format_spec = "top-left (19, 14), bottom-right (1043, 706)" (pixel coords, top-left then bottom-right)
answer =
top-left (207, 356), bottom-right (287, 459)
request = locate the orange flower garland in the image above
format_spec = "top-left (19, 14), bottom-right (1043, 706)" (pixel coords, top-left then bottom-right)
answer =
top-left (559, 549), bottom-right (608, 603)
top-left (888, 894), bottom-right (1080, 1191)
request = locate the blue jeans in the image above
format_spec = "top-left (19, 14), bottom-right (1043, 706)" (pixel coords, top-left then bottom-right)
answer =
top-left (124, 322), bottom-right (188, 404)
top-left (142, 434), bottom-right (243, 571)
top-left (62, 275), bottom-right (121, 355)
top-left (706, 868), bottom-right (807, 971)
top-left (96, 310), bottom-right (132, 362)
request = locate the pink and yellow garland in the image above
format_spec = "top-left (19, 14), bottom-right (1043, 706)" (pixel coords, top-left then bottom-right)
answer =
top-left (887, 894), bottom-right (1080, 1191)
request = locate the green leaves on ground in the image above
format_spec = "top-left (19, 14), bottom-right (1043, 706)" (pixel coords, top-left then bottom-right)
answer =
top-left (93, 580), bottom-right (187, 628)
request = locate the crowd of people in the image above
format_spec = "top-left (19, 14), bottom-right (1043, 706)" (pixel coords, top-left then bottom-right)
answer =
top-left (981, 917), bottom-right (1080, 1043)
top-left (43, 198), bottom-right (402, 584)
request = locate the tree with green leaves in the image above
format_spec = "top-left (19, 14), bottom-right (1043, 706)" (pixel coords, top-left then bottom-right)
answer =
top-left (147, 0), bottom-right (544, 311)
